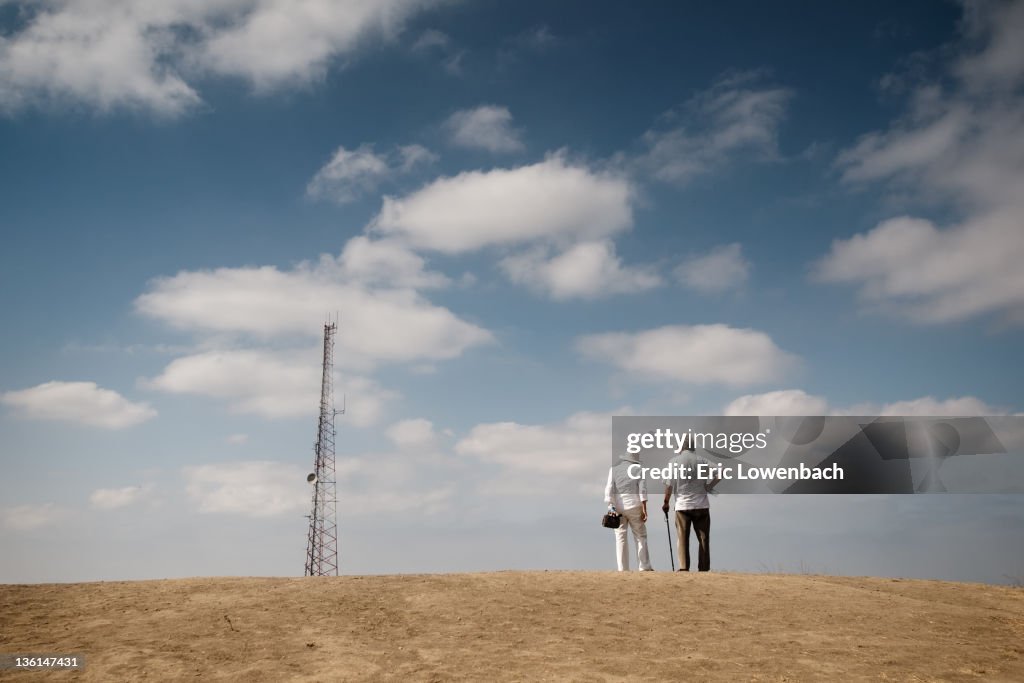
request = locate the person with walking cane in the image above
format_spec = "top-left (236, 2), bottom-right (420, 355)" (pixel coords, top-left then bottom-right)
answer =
top-left (604, 452), bottom-right (653, 571)
top-left (662, 434), bottom-right (721, 572)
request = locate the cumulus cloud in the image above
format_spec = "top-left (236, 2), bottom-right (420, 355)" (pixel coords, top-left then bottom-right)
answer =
top-left (576, 324), bottom-right (797, 387)
top-left (135, 235), bottom-right (487, 424)
top-left (456, 410), bottom-right (615, 477)
top-left (676, 243), bottom-right (751, 293)
top-left (332, 451), bottom-right (455, 515)
top-left (0, 503), bottom-right (67, 531)
top-left (146, 348), bottom-right (320, 419)
top-left (334, 235), bottom-right (450, 290)
top-left (955, 0), bottom-right (1024, 91)
top-left (0, 0), bottom-right (435, 115)
top-left (813, 213), bottom-right (1024, 323)
top-left (500, 240), bottom-right (661, 300)
top-left (365, 152), bottom-right (657, 299)
top-left (90, 485), bottom-right (151, 510)
top-left (184, 461), bottom-right (310, 517)
top-left (724, 390), bottom-right (1006, 417)
top-left (636, 70), bottom-right (792, 185)
top-left (197, 0), bottom-right (432, 88)
top-left (146, 349), bottom-right (396, 424)
top-left (370, 152), bottom-right (634, 253)
top-left (858, 395), bottom-right (1006, 417)
top-left (724, 389), bottom-right (829, 416)
top-left (824, 0), bottom-right (1024, 325)
top-left (1, 381), bottom-right (156, 429)
top-left (185, 454), bottom-right (454, 519)
top-left (445, 105), bottom-right (524, 153)
top-left (340, 376), bottom-right (400, 427)
top-left (306, 144), bottom-right (436, 204)
top-left (134, 241), bottom-right (491, 367)
top-left (386, 418), bottom-right (438, 448)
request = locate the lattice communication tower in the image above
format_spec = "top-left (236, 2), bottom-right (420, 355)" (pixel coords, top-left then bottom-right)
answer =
top-left (304, 322), bottom-right (339, 576)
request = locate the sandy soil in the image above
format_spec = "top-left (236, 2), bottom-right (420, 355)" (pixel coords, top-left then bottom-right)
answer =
top-left (1, 572), bottom-right (1023, 681)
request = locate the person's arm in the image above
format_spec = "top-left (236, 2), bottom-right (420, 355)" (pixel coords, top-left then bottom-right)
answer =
top-left (639, 475), bottom-right (648, 521)
top-left (604, 468), bottom-right (616, 511)
top-left (702, 457), bottom-right (722, 492)
top-left (662, 485), bottom-right (672, 514)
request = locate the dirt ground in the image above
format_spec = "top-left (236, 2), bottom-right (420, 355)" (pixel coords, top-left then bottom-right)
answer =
top-left (1, 571), bottom-right (1023, 681)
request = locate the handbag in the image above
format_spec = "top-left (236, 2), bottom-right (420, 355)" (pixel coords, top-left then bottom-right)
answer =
top-left (601, 512), bottom-right (621, 529)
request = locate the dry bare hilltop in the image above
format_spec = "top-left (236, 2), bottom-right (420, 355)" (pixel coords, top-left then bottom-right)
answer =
top-left (2, 572), bottom-right (1023, 681)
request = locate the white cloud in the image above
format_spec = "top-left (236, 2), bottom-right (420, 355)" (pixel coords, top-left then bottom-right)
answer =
top-left (334, 236), bottom-right (449, 289)
top-left (445, 105), bottom-right (524, 153)
top-left (826, 1), bottom-right (1024, 325)
top-left (636, 70), bottom-right (792, 185)
top-left (340, 376), bottom-right (399, 427)
top-left (134, 242), bottom-right (492, 366)
top-left (306, 144), bottom-right (436, 204)
top-left (90, 485), bottom-right (151, 510)
top-left (186, 453), bottom-right (454, 520)
top-left (305, 145), bottom-right (390, 203)
top-left (135, 237), bottom-right (487, 425)
top-left (332, 451), bottom-right (455, 515)
top-left (145, 348), bottom-right (396, 424)
top-left (1, 381), bottom-right (156, 429)
top-left (0, 1), bottom-right (201, 116)
top-left (676, 243), bottom-right (751, 293)
top-left (147, 348), bottom-right (318, 418)
top-left (198, 0), bottom-right (431, 89)
top-left (865, 396), bottom-right (1004, 417)
top-left (725, 390), bottom-right (1005, 417)
top-left (386, 418), bottom-right (437, 448)
top-left (577, 324), bottom-right (797, 387)
top-left (396, 144), bottom-right (437, 171)
top-left (0, 503), bottom-right (67, 531)
top-left (368, 152), bottom-right (654, 300)
top-left (724, 389), bottom-right (829, 416)
top-left (0, 0), bottom-right (437, 115)
top-left (184, 460), bottom-right (309, 518)
top-left (500, 240), bottom-right (661, 300)
top-left (813, 212), bottom-right (1024, 323)
top-left (226, 433), bottom-right (249, 445)
top-left (955, 0), bottom-right (1024, 90)
top-left (456, 410), bottom-right (614, 476)
top-left (370, 152), bottom-right (634, 253)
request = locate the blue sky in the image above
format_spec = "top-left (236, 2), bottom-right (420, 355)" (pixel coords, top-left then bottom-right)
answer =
top-left (1, 0), bottom-right (1022, 583)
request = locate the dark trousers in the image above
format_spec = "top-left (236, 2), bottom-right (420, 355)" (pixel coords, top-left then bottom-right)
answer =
top-left (675, 508), bottom-right (711, 571)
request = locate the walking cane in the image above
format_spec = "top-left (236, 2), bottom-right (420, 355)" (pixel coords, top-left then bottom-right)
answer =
top-left (664, 509), bottom-right (675, 571)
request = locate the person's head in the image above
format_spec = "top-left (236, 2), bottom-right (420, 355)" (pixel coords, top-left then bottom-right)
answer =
top-left (620, 452), bottom-right (640, 464)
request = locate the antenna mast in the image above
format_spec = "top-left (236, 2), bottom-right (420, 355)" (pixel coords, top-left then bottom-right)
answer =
top-left (304, 321), bottom-right (339, 576)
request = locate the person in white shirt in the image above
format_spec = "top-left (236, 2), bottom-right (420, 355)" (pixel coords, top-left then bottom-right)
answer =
top-left (661, 437), bottom-right (721, 571)
top-left (604, 452), bottom-right (652, 571)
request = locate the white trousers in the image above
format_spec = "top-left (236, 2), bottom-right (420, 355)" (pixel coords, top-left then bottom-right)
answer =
top-left (615, 505), bottom-right (651, 571)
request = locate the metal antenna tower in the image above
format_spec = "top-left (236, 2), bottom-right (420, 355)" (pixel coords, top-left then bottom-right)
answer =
top-left (304, 321), bottom-right (339, 576)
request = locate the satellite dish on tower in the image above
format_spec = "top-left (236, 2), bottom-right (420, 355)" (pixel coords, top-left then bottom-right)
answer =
top-left (307, 473), bottom-right (317, 484)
